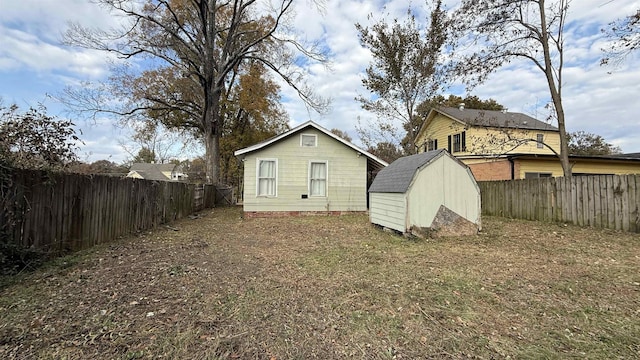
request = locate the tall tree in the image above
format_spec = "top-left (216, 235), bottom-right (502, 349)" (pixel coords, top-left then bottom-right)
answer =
top-left (356, 0), bottom-right (448, 154)
top-left (219, 62), bottom-right (289, 186)
top-left (0, 103), bottom-right (81, 171)
top-left (367, 142), bottom-right (404, 164)
top-left (602, 9), bottom-right (640, 66)
top-left (451, 0), bottom-right (573, 176)
top-left (63, 0), bottom-right (327, 185)
top-left (567, 131), bottom-right (622, 156)
top-left (132, 147), bottom-right (158, 164)
top-left (420, 95), bottom-right (505, 114)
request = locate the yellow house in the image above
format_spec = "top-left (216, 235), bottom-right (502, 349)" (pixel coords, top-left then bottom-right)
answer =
top-left (234, 121), bottom-right (388, 216)
top-left (415, 106), bottom-right (640, 180)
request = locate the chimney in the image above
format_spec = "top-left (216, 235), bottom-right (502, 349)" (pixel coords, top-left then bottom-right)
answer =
top-left (458, 103), bottom-right (465, 111)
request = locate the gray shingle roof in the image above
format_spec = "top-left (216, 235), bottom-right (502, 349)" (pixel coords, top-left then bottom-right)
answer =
top-left (436, 107), bottom-right (558, 132)
top-left (369, 149), bottom-right (445, 193)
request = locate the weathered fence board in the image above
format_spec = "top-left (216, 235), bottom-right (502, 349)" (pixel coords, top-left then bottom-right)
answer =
top-left (1, 169), bottom-right (219, 254)
top-left (479, 174), bottom-right (640, 233)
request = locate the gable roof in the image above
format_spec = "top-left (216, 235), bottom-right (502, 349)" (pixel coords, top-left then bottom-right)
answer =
top-left (425, 107), bottom-right (558, 133)
top-left (130, 163), bottom-right (176, 172)
top-left (128, 163), bottom-right (176, 181)
top-left (233, 120), bottom-right (388, 170)
top-left (369, 149), bottom-right (447, 193)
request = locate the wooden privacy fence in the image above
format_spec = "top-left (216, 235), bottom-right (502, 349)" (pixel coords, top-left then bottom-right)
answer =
top-left (479, 174), bottom-right (640, 232)
top-left (1, 169), bottom-right (218, 253)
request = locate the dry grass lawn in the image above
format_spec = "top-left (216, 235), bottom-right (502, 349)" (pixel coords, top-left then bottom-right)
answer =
top-left (1, 206), bottom-right (639, 359)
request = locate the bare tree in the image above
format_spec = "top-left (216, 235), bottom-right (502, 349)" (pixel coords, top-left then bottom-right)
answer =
top-left (63, 0), bottom-right (328, 184)
top-left (451, 0), bottom-right (573, 176)
top-left (602, 8), bottom-right (640, 66)
top-left (355, 0), bottom-right (448, 154)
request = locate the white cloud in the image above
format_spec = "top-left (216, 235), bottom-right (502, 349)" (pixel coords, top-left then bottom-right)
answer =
top-left (1, 0), bottom-right (639, 162)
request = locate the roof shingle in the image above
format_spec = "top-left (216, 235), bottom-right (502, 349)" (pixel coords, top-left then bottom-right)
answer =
top-left (435, 107), bottom-right (558, 132)
top-left (368, 150), bottom-right (445, 193)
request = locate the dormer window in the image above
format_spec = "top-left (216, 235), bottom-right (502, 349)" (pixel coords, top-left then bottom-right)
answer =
top-left (301, 134), bottom-right (317, 147)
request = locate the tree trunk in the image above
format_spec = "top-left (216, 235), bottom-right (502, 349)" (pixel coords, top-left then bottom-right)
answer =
top-left (539, 0), bottom-right (572, 177)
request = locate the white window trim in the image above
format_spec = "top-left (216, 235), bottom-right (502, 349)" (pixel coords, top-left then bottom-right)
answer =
top-left (308, 160), bottom-right (328, 198)
top-left (256, 158), bottom-right (278, 197)
top-left (300, 133), bottom-right (318, 147)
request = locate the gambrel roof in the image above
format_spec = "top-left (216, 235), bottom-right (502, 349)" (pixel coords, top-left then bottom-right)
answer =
top-left (369, 149), bottom-right (448, 193)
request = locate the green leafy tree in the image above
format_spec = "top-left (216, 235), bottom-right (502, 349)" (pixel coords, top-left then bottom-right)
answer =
top-left (420, 95), bottom-right (505, 114)
top-left (63, 0), bottom-right (328, 185)
top-left (567, 131), bottom-right (622, 156)
top-left (356, 0), bottom-right (448, 154)
top-left (132, 147), bottom-right (157, 164)
top-left (0, 103), bottom-right (80, 171)
top-left (451, 0), bottom-right (573, 176)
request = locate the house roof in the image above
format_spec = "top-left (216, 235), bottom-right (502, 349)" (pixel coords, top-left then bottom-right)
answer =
top-left (369, 149), bottom-right (446, 193)
top-left (233, 120), bottom-right (388, 171)
top-left (611, 152), bottom-right (640, 159)
top-left (426, 107), bottom-right (558, 132)
top-left (128, 163), bottom-right (176, 181)
top-left (130, 163), bottom-right (176, 172)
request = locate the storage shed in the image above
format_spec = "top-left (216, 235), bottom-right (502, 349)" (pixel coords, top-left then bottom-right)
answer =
top-left (368, 149), bottom-right (481, 235)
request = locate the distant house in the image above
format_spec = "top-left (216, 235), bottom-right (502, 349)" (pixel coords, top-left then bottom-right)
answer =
top-left (415, 105), bottom-right (640, 180)
top-left (234, 121), bottom-right (387, 216)
top-left (369, 149), bottom-right (481, 235)
top-left (126, 163), bottom-right (188, 181)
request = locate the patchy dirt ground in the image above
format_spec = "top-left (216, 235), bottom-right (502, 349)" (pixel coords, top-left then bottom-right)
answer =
top-left (1, 207), bottom-right (639, 359)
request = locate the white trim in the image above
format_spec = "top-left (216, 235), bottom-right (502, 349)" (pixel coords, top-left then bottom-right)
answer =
top-left (256, 158), bottom-right (278, 197)
top-left (234, 120), bottom-right (388, 167)
top-left (308, 160), bottom-right (328, 197)
top-left (300, 133), bottom-right (317, 147)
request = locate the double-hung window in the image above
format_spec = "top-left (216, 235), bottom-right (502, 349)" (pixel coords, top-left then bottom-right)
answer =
top-left (427, 139), bottom-right (438, 151)
top-left (536, 134), bottom-right (544, 149)
top-left (309, 161), bottom-right (327, 197)
top-left (448, 131), bottom-right (466, 153)
top-left (257, 159), bottom-right (277, 197)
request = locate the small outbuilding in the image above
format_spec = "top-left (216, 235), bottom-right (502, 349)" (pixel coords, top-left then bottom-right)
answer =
top-left (234, 121), bottom-right (387, 216)
top-left (368, 149), bottom-right (481, 236)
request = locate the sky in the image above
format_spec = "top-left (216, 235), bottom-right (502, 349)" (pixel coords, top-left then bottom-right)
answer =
top-left (0, 0), bottom-right (639, 164)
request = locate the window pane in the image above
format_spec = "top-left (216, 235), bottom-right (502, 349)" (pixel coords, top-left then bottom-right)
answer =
top-left (310, 162), bottom-right (326, 196)
top-left (453, 133), bottom-right (461, 152)
top-left (258, 160), bottom-right (276, 196)
top-left (301, 134), bottom-right (316, 147)
top-left (537, 134), bottom-right (544, 149)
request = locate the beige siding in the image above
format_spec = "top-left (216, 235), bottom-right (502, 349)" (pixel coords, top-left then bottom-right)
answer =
top-left (517, 158), bottom-right (640, 179)
top-left (242, 128), bottom-right (368, 212)
top-left (369, 192), bottom-right (406, 232)
top-left (416, 113), bottom-right (561, 156)
top-left (126, 171), bottom-right (144, 179)
top-left (407, 156), bottom-right (481, 229)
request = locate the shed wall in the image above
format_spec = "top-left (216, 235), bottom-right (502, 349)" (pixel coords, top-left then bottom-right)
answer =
top-left (369, 192), bottom-right (406, 232)
top-left (407, 156), bottom-right (481, 230)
